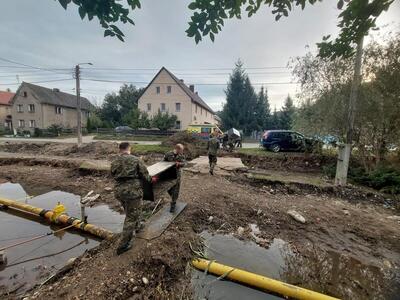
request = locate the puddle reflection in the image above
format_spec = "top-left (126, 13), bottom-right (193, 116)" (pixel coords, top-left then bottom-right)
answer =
top-left (0, 182), bottom-right (124, 296)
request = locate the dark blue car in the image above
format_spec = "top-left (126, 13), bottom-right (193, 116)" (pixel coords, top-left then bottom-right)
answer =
top-left (261, 130), bottom-right (309, 152)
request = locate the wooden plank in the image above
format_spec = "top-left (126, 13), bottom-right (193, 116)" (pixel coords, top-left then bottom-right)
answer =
top-left (137, 201), bottom-right (187, 240)
top-left (147, 161), bottom-right (175, 177)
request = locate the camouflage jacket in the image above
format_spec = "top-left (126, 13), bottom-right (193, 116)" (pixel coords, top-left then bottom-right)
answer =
top-left (207, 137), bottom-right (220, 156)
top-left (111, 154), bottom-right (151, 200)
top-left (164, 151), bottom-right (185, 178)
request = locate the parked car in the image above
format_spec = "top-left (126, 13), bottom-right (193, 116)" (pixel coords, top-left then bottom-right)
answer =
top-left (115, 126), bottom-right (133, 134)
top-left (261, 130), bottom-right (316, 152)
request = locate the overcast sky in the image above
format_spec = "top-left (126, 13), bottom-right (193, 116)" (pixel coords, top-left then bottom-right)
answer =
top-left (0, 0), bottom-right (399, 111)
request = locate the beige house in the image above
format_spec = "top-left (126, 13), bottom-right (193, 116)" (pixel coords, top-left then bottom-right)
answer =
top-left (10, 82), bottom-right (93, 133)
top-left (0, 90), bottom-right (14, 130)
top-left (138, 67), bottom-right (217, 130)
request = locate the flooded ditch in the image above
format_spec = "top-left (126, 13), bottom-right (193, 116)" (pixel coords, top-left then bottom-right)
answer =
top-left (193, 230), bottom-right (399, 300)
top-left (0, 182), bottom-right (124, 297)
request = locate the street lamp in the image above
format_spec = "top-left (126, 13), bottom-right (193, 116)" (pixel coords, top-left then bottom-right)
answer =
top-left (75, 62), bottom-right (93, 145)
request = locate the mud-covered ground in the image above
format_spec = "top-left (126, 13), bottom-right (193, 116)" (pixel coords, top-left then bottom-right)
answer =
top-left (0, 142), bottom-right (399, 299)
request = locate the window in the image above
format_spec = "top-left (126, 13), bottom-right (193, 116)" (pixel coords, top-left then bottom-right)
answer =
top-left (167, 86), bottom-right (172, 94)
top-left (29, 120), bottom-right (36, 128)
top-left (160, 103), bottom-right (166, 112)
top-left (201, 127), bottom-right (211, 134)
top-left (18, 120), bottom-right (25, 128)
top-left (175, 120), bottom-right (181, 130)
top-left (28, 104), bottom-right (35, 112)
top-left (23, 91), bottom-right (27, 97)
top-left (175, 103), bottom-right (181, 112)
top-left (147, 103), bottom-right (151, 111)
top-left (156, 86), bottom-right (160, 94)
top-left (55, 106), bottom-right (63, 114)
top-left (17, 104), bottom-right (23, 113)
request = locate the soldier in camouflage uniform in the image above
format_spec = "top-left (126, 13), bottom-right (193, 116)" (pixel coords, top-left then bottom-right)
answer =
top-left (207, 131), bottom-right (220, 175)
top-left (163, 143), bottom-right (185, 213)
top-left (111, 142), bottom-right (152, 255)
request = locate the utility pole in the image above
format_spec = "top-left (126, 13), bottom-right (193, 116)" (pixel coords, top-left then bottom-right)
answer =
top-left (74, 62), bottom-right (92, 146)
top-left (75, 65), bottom-right (82, 146)
top-left (335, 36), bottom-right (364, 186)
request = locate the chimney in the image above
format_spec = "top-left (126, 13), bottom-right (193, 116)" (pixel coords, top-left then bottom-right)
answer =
top-left (53, 88), bottom-right (60, 92)
top-left (195, 91), bottom-right (198, 95)
top-left (189, 84), bottom-right (195, 92)
top-left (179, 79), bottom-right (184, 83)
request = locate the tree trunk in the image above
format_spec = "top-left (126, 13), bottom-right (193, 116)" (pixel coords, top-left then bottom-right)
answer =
top-left (335, 36), bottom-right (364, 186)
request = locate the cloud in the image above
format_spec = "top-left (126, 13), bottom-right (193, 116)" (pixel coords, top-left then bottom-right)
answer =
top-left (0, 0), bottom-right (399, 111)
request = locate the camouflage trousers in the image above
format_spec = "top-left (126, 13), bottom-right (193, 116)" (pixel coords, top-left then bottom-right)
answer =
top-left (167, 179), bottom-right (181, 205)
top-left (118, 197), bottom-right (142, 248)
top-left (208, 154), bottom-right (217, 173)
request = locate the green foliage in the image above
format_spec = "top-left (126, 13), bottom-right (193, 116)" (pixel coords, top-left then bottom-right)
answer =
top-left (33, 128), bottom-right (43, 137)
top-left (186, 0), bottom-right (394, 58)
top-left (58, 0), bottom-right (394, 57)
top-left (292, 32), bottom-right (400, 165)
top-left (323, 164), bottom-right (400, 194)
top-left (221, 61), bottom-right (260, 134)
top-left (280, 95), bottom-right (295, 130)
top-left (151, 110), bottom-right (178, 131)
top-left (87, 113), bottom-right (104, 132)
top-left (57, 0), bottom-right (141, 41)
top-left (123, 107), bottom-right (151, 129)
top-left (317, 0), bottom-right (394, 58)
top-left (99, 84), bottom-right (144, 127)
top-left (255, 86), bottom-right (271, 130)
top-left (47, 124), bottom-right (63, 136)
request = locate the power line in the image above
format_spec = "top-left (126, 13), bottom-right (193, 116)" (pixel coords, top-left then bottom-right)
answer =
top-left (0, 78), bottom-right (74, 86)
top-left (0, 57), bottom-right (73, 75)
top-left (81, 66), bottom-right (288, 71)
top-left (0, 73), bottom-right (73, 78)
top-left (82, 78), bottom-right (296, 86)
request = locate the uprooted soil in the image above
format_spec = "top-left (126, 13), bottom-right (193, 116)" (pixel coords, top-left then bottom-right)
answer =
top-left (0, 141), bottom-right (399, 299)
top-left (0, 141), bottom-right (166, 162)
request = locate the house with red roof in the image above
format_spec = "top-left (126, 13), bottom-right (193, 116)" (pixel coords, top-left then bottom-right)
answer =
top-left (0, 90), bottom-right (15, 130)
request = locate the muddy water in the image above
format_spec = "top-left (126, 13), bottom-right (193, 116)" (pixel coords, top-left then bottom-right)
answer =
top-left (192, 232), bottom-right (286, 300)
top-left (0, 183), bottom-right (124, 296)
top-left (193, 230), bottom-right (398, 300)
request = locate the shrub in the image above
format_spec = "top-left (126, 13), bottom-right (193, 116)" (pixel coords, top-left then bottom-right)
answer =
top-left (323, 163), bottom-right (400, 194)
top-left (34, 128), bottom-right (43, 137)
top-left (47, 124), bottom-right (63, 136)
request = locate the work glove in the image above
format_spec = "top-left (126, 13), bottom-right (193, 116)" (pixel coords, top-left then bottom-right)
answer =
top-left (151, 176), bottom-right (159, 184)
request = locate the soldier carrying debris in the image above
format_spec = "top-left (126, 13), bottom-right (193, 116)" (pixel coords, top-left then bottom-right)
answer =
top-left (111, 142), bottom-right (155, 255)
top-left (163, 143), bottom-right (185, 213)
top-left (207, 131), bottom-right (220, 175)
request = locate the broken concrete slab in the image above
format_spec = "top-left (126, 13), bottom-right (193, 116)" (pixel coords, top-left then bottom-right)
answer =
top-left (186, 156), bottom-right (247, 175)
top-left (0, 250), bottom-right (6, 264)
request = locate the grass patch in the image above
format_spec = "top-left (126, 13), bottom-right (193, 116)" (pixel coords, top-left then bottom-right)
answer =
top-left (238, 147), bottom-right (283, 157)
top-left (94, 134), bottom-right (168, 142)
top-left (132, 144), bottom-right (170, 154)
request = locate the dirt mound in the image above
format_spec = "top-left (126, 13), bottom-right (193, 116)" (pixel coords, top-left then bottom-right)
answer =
top-left (162, 131), bottom-right (207, 159)
top-left (0, 141), bottom-right (119, 159)
top-left (239, 152), bottom-right (337, 172)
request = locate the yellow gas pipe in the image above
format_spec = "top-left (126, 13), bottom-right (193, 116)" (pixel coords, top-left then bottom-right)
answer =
top-left (0, 197), bottom-right (113, 240)
top-left (192, 258), bottom-right (340, 300)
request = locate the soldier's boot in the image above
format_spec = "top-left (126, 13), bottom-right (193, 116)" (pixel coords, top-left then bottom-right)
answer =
top-left (170, 201), bottom-right (176, 213)
top-left (116, 242), bottom-right (132, 255)
top-left (210, 163), bottom-right (215, 175)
